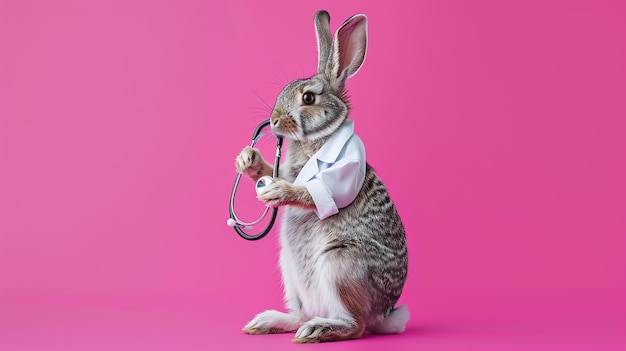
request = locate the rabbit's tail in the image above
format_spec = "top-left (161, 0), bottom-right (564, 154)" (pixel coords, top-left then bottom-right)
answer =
top-left (368, 305), bottom-right (410, 334)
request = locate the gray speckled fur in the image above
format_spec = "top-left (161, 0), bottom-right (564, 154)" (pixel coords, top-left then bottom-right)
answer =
top-left (281, 141), bottom-right (408, 322)
top-left (239, 10), bottom-right (409, 343)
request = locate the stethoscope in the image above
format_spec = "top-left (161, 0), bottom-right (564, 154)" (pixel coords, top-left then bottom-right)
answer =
top-left (227, 120), bottom-right (283, 240)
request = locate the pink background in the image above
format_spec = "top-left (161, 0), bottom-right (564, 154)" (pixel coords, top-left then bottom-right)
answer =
top-left (1, 0), bottom-right (625, 350)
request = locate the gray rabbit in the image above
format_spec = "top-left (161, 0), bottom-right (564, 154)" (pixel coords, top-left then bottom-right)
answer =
top-left (235, 10), bottom-right (408, 343)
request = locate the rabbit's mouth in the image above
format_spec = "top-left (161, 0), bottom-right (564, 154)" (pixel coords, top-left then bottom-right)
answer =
top-left (271, 112), bottom-right (303, 140)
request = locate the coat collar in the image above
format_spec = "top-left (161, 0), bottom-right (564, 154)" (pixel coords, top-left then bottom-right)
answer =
top-left (315, 120), bottom-right (355, 163)
top-left (294, 120), bottom-right (355, 184)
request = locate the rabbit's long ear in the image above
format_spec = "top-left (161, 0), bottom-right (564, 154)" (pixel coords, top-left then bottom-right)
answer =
top-left (315, 10), bottom-right (332, 75)
top-left (327, 14), bottom-right (368, 92)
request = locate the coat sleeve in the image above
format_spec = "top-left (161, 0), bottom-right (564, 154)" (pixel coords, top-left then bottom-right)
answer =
top-left (304, 157), bottom-right (366, 219)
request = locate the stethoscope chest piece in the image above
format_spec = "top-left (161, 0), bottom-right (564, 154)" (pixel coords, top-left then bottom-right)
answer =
top-left (255, 176), bottom-right (273, 195)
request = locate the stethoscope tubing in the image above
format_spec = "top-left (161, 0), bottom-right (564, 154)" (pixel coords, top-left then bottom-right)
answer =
top-left (229, 120), bottom-right (283, 240)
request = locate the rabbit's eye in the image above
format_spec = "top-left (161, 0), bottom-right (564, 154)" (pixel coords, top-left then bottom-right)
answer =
top-left (302, 92), bottom-right (315, 105)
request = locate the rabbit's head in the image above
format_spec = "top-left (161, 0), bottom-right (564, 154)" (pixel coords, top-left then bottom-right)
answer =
top-left (270, 10), bottom-right (368, 142)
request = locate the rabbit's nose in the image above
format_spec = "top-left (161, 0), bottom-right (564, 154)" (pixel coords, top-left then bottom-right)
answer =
top-left (270, 110), bottom-right (281, 126)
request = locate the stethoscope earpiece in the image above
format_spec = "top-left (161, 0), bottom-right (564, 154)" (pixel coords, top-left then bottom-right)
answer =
top-left (228, 120), bottom-right (282, 240)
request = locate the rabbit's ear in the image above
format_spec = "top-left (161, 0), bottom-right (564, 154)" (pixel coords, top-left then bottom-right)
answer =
top-left (327, 14), bottom-right (368, 92)
top-left (315, 10), bottom-right (332, 75)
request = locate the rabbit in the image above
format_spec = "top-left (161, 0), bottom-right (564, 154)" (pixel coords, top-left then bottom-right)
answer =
top-left (235, 10), bottom-right (408, 343)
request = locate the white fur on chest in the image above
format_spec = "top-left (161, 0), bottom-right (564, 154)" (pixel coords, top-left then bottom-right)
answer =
top-left (278, 209), bottom-right (350, 321)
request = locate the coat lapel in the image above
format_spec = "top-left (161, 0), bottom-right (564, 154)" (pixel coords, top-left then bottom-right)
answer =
top-left (293, 120), bottom-right (355, 185)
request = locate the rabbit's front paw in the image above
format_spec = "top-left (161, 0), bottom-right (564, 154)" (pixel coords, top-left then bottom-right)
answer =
top-left (257, 179), bottom-right (294, 207)
top-left (258, 179), bottom-right (314, 208)
top-left (235, 146), bottom-right (264, 177)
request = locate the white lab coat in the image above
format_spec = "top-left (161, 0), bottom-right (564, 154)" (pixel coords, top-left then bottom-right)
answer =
top-left (293, 120), bottom-right (366, 219)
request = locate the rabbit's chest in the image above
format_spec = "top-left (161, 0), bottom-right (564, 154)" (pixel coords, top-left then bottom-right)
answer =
top-left (283, 160), bottom-right (308, 183)
top-left (280, 208), bottom-right (332, 265)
